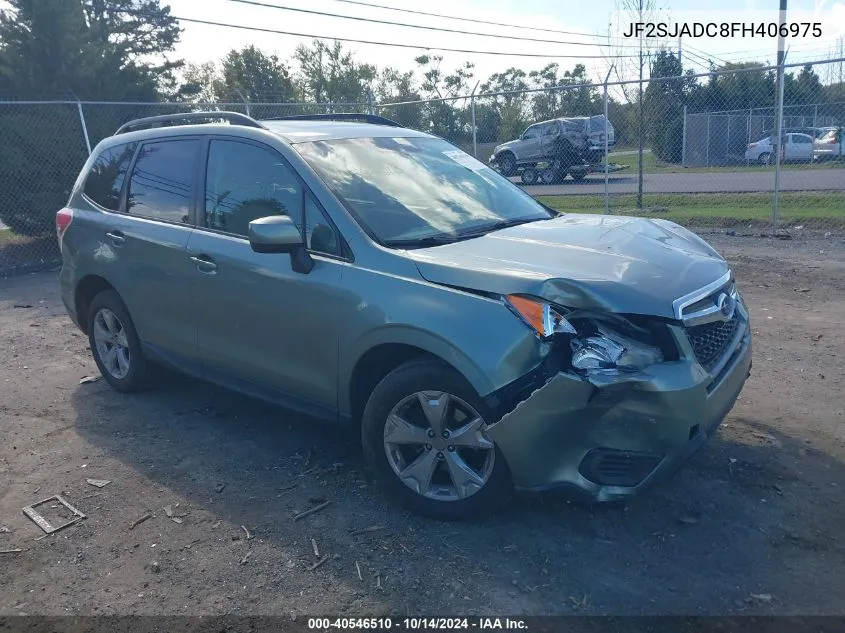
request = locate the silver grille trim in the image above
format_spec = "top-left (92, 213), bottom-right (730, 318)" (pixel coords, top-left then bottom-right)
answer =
top-left (672, 271), bottom-right (736, 326)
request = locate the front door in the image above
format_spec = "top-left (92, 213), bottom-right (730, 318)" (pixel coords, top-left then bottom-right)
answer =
top-left (188, 138), bottom-right (346, 415)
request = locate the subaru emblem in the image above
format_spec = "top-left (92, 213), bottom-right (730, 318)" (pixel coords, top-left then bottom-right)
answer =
top-left (716, 292), bottom-right (736, 319)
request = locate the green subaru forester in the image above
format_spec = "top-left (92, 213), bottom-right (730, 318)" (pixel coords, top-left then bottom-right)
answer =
top-left (58, 112), bottom-right (751, 519)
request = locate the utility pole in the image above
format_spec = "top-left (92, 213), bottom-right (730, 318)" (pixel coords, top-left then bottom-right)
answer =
top-left (772, 0), bottom-right (787, 231)
top-left (636, 0), bottom-right (644, 209)
top-left (678, 34), bottom-right (682, 68)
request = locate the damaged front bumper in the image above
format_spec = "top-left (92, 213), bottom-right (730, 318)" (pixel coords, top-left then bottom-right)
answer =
top-left (486, 311), bottom-right (752, 501)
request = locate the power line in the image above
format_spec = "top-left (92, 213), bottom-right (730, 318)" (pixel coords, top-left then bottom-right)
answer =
top-left (229, 0), bottom-right (634, 48)
top-left (132, 12), bottom-right (639, 59)
top-left (327, 0), bottom-right (604, 38)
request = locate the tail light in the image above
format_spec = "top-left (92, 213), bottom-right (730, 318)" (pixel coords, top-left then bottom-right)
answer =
top-left (827, 138), bottom-right (838, 144)
top-left (56, 208), bottom-right (73, 251)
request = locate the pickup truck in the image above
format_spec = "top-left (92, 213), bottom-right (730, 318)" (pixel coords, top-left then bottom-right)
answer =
top-left (489, 115), bottom-right (616, 183)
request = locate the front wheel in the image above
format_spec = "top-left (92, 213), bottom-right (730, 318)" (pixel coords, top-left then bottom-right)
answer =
top-left (758, 152), bottom-right (771, 165)
top-left (361, 359), bottom-right (511, 519)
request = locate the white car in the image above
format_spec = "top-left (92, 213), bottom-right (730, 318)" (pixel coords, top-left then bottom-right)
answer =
top-left (745, 133), bottom-right (814, 164)
top-left (813, 128), bottom-right (843, 161)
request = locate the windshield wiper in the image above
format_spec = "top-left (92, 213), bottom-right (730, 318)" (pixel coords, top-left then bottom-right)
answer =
top-left (457, 217), bottom-right (542, 239)
top-left (383, 234), bottom-right (461, 249)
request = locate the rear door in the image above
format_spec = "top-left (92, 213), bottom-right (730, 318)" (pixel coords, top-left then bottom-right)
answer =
top-left (89, 137), bottom-right (200, 370)
top-left (187, 137), bottom-right (345, 416)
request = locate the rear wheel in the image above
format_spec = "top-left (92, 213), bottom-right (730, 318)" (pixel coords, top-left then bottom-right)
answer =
top-left (758, 152), bottom-right (771, 165)
top-left (361, 358), bottom-right (511, 519)
top-left (87, 290), bottom-right (153, 392)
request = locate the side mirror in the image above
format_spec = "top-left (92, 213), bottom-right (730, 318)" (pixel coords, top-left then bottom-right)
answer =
top-left (248, 215), bottom-right (314, 274)
top-left (248, 216), bottom-right (303, 254)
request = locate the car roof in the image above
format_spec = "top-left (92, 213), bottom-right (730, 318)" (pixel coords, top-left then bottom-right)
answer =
top-left (259, 119), bottom-right (434, 143)
top-left (96, 118), bottom-right (434, 151)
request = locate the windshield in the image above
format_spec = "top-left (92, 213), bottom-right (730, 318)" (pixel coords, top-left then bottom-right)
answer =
top-left (295, 136), bottom-right (552, 245)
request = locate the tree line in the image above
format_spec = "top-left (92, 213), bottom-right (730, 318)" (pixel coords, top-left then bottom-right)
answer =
top-left (1, 0), bottom-right (844, 235)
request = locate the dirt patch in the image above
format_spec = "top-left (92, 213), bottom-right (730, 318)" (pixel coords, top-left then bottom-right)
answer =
top-left (1, 233), bottom-right (844, 615)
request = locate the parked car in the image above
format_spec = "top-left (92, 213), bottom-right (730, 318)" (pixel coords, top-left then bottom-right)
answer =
top-left (813, 127), bottom-right (843, 161)
top-left (489, 115), bottom-right (615, 182)
top-left (58, 111), bottom-right (751, 519)
top-left (745, 132), bottom-right (814, 163)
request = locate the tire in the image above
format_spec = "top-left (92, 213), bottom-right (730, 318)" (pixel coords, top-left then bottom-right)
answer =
top-left (497, 152), bottom-right (517, 176)
top-left (539, 167), bottom-right (565, 184)
top-left (758, 152), bottom-right (771, 165)
top-left (520, 167), bottom-right (538, 185)
top-left (361, 358), bottom-right (511, 519)
top-left (87, 289), bottom-right (153, 393)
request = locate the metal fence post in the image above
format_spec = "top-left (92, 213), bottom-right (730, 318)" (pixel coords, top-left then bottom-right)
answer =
top-left (681, 105), bottom-right (687, 167)
top-left (76, 100), bottom-right (92, 156)
top-left (772, 1), bottom-right (788, 232)
top-left (367, 90), bottom-right (375, 116)
top-left (603, 66), bottom-right (613, 215)
top-left (470, 96), bottom-right (478, 157)
top-left (233, 88), bottom-right (250, 116)
top-left (705, 114), bottom-right (711, 166)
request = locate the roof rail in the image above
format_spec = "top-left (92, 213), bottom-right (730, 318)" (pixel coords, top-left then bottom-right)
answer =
top-left (262, 113), bottom-right (402, 127)
top-left (114, 111), bottom-right (265, 135)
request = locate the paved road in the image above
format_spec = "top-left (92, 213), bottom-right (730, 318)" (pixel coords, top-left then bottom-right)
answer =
top-left (522, 167), bottom-right (845, 195)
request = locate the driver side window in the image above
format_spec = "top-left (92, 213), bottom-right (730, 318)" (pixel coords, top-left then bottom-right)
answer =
top-left (523, 125), bottom-right (539, 140)
top-left (204, 139), bottom-right (302, 237)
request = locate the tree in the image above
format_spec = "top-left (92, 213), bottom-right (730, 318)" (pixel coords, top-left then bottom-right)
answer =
top-left (414, 54), bottom-right (475, 143)
top-left (0, 0), bottom-right (183, 236)
top-left (180, 62), bottom-right (222, 104)
top-left (480, 68), bottom-right (529, 142)
top-left (294, 40), bottom-right (377, 106)
top-left (644, 50), bottom-right (694, 163)
top-left (0, 0), bottom-right (182, 100)
top-left (375, 67), bottom-right (423, 129)
top-left (219, 46), bottom-right (295, 104)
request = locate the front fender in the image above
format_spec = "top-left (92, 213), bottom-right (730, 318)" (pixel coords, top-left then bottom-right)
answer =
top-left (336, 265), bottom-right (547, 418)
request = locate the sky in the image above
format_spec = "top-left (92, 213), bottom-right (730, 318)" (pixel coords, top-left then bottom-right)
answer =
top-left (166, 0), bottom-right (845, 89)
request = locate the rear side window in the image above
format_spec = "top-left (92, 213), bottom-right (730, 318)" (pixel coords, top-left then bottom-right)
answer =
top-left (127, 139), bottom-right (199, 223)
top-left (83, 142), bottom-right (137, 211)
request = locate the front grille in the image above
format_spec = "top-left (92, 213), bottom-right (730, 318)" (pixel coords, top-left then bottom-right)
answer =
top-left (579, 449), bottom-right (664, 487)
top-left (686, 314), bottom-right (740, 372)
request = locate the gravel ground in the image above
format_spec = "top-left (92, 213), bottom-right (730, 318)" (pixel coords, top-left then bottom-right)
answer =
top-left (1, 231), bottom-right (844, 616)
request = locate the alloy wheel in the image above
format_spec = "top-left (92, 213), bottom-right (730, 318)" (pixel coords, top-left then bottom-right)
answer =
top-left (92, 308), bottom-right (131, 380)
top-left (383, 391), bottom-right (495, 502)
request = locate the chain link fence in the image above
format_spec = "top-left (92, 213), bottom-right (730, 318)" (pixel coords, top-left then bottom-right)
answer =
top-left (2, 57), bottom-right (844, 274)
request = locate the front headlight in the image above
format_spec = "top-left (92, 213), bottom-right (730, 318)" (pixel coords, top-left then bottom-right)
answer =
top-left (571, 325), bottom-right (663, 375)
top-left (506, 295), bottom-right (665, 373)
top-left (506, 295), bottom-right (576, 338)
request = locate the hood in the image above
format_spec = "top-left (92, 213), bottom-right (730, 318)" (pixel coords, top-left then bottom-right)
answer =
top-left (405, 214), bottom-right (729, 319)
top-left (494, 139), bottom-right (519, 153)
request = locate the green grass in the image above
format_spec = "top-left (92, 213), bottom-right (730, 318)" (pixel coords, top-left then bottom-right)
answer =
top-left (609, 150), bottom-right (845, 174)
top-left (0, 229), bottom-right (14, 246)
top-left (538, 191), bottom-right (845, 228)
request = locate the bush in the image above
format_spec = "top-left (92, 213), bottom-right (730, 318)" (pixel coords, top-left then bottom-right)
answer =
top-left (652, 117), bottom-right (684, 164)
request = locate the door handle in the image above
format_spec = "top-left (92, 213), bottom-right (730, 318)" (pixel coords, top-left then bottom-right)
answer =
top-left (190, 255), bottom-right (218, 274)
top-left (106, 231), bottom-right (126, 247)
